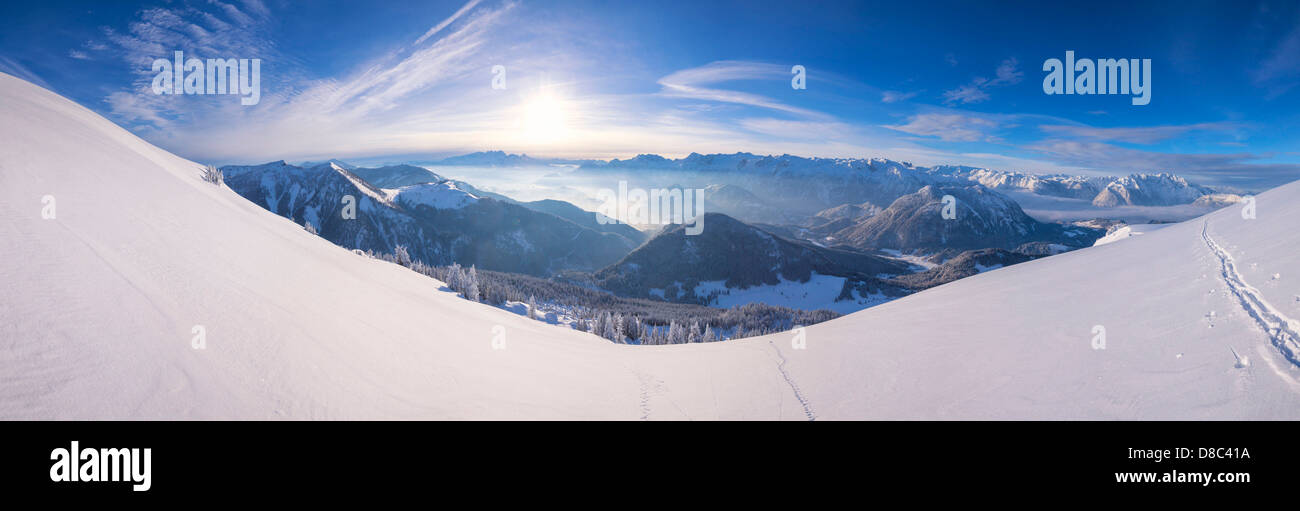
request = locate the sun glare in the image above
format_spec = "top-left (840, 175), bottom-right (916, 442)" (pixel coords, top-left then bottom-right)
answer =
top-left (519, 93), bottom-right (571, 143)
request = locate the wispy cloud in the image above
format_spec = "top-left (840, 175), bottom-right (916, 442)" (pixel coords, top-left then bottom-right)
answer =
top-left (656, 60), bottom-right (828, 119)
top-left (1253, 11), bottom-right (1300, 99)
top-left (739, 118), bottom-right (859, 139)
top-left (98, 0), bottom-right (523, 161)
top-left (415, 0), bottom-right (484, 44)
top-left (0, 56), bottom-right (51, 89)
top-left (942, 58), bottom-right (1022, 105)
top-left (1028, 138), bottom-right (1300, 189)
top-left (100, 0), bottom-right (287, 127)
top-left (942, 83), bottom-right (989, 104)
top-left (881, 90), bottom-right (919, 103)
top-left (1038, 122), bottom-right (1243, 144)
top-left (884, 113), bottom-right (1000, 142)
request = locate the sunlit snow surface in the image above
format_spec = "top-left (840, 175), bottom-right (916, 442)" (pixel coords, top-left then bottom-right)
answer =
top-left (3, 73), bottom-right (1300, 419)
top-left (391, 181), bottom-right (479, 210)
top-left (1093, 224), bottom-right (1173, 247)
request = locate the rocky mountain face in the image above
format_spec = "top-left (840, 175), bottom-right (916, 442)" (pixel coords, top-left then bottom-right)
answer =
top-left (1089, 173), bottom-right (1214, 207)
top-left (830, 184), bottom-right (1102, 254)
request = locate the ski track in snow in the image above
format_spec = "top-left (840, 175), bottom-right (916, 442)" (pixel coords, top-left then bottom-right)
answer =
top-left (768, 340), bottom-right (816, 421)
top-left (633, 368), bottom-right (652, 420)
top-left (626, 362), bottom-right (675, 420)
top-left (1202, 221), bottom-right (1300, 371)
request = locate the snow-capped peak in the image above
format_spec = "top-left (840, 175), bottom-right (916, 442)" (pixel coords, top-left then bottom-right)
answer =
top-left (391, 181), bottom-right (480, 210)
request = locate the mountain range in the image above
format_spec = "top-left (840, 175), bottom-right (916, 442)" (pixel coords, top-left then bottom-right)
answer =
top-left (221, 161), bottom-right (639, 276)
top-left (431, 152), bottom-right (1230, 226)
top-left (223, 153), bottom-right (1111, 313)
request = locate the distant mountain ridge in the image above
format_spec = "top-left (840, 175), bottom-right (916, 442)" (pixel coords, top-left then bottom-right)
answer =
top-left (350, 164), bottom-right (444, 188)
top-left (594, 212), bottom-right (910, 307)
top-left (570, 151), bottom-right (1223, 211)
top-left (221, 160), bottom-right (640, 276)
top-left (431, 150), bottom-right (592, 167)
top-left (831, 184), bottom-right (1103, 255)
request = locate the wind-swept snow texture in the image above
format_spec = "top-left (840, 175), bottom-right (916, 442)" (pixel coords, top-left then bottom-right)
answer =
top-left (2, 72), bottom-right (1300, 419)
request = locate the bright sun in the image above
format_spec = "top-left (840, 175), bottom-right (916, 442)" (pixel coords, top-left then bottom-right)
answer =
top-left (519, 93), bottom-right (571, 143)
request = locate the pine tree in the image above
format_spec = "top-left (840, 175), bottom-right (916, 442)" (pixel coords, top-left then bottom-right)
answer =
top-left (597, 312), bottom-right (610, 341)
top-left (629, 316), bottom-right (643, 342)
top-left (527, 295), bottom-right (538, 320)
top-left (447, 263), bottom-right (463, 292)
top-left (465, 265), bottom-right (480, 302)
top-left (611, 312), bottom-right (625, 342)
top-left (666, 321), bottom-right (682, 344)
top-left (202, 164), bottom-right (223, 185)
top-left (394, 245), bottom-right (412, 267)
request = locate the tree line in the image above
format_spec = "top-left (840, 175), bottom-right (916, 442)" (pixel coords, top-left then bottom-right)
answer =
top-left (362, 246), bottom-right (839, 344)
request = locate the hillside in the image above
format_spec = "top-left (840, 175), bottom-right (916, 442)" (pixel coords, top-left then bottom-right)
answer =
top-left (593, 212), bottom-right (909, 310)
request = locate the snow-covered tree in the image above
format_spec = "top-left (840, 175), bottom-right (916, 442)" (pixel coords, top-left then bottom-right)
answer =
top-left (394, 245), bottom-right (412, 267)
top-left (464, 266), bottom-right (480, 302)
top-left (611, 312), bottom-right (625, 342)
top-left (666, 321), bottom-right (683, 344)
top-left (627, 316), bottom-right (643, 342)
top-left (202, 164), bottom-right (223, 185)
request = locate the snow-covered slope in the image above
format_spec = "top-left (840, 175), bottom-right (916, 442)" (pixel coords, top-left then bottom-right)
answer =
top-left (351, 164), bottom-right (444, 188)
top-left (3, 72), bottom-right (1299, 419)
top-left (0, 73), bottom-right (647, 419)
top-left (392, 181), bottom-right (479, 210)
top-left (1092, 223), bottom-right (1172, 246)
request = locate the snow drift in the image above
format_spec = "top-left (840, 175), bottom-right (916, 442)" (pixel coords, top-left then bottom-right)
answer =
top-left (2, 72), bottom-right (1299, 419)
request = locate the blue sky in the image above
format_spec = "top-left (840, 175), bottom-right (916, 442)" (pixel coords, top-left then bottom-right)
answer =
top-left (2, 0), bottom-right (1299, 190)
